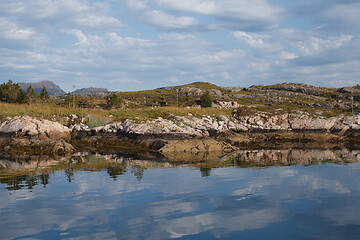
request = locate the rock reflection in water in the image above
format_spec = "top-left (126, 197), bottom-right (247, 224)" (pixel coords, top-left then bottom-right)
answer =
top-left (1, 147), bottom-right (359, 191)
top-left (232, 148), bottom-right (360, 167)
top-left (0, 152), bottom-right (180, 191)
top-left (1, 147), bottom-right (360, 239)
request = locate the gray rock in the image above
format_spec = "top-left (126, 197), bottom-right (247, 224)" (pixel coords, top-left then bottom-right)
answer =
top-left (337, 87), bottom-right (360, 94)
top-left (218, 115), bottom-right (229, 122)
top-left (0, 116), bottom-right (71, 140)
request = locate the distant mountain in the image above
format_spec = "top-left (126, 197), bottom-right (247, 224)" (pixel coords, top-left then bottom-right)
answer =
top-left (72, 87), bottom-right (109, 94)
top-left (19, 81), bottom-right (66, 95)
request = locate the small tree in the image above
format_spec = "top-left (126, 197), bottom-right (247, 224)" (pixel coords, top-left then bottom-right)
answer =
top-left (64, 92), bottom-right (73, 108)
top-left (107, 93), bottom-right (123, 108)
top-left (40, 87), bottom-right (49, 101)
top-left (0, 80), bottom-right (24, 103)
top-left (24, 86), bottom-right (38, 104)
top-left (200, 91), bottom-right (212, 108)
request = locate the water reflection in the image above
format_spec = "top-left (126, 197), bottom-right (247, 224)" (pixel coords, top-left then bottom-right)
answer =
top-left (232, 147), bottom-right (360, 167)
top-left (1, 147), bottom-right (360, 239)
top-left (1, 147), bottom-right (360, 191)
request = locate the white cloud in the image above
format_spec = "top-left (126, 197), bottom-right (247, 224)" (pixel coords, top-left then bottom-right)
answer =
top-left (0, 17), bottom-right (46, 49)
top-left (155, 0), bottom-right (284, 30)
top-left (232, 31), bottom-right (266, 48)
top-left (127, 0), bottom-right (149, 11)
top-left (73, 15), bottom-right (123, 28)
top-left (0, 0), bottom-right (89, 21)
top-left (0, 0), bottom-right (360, 90)
top-left (278, 51), bottom-right (298, 60)
top-left (106, 32), bottom-right (155, 49)
top-left (161, 33), bottom-right (195, 40)
top-left (144, 10), bottom-right (198, 29)
top-left (61, 29), bottom-right (103, 47)
top-left (156, 0), bottom-right (282, 20)
top-left (0, 0), bottom-right (122, 32)
top-left (127, 1), bottom-right (200, 30)
top-left (128, 0), bottom-right (283, 31)
top-left (295, 35), bottom-right (353, 56)
top-left (0, 18), bottom-right (35, 40)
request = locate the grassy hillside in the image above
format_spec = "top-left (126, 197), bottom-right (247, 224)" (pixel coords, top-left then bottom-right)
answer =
top-left (1, 82), bottom-right (359, 125)
top-left (0, 102), bottom-right (233, 127)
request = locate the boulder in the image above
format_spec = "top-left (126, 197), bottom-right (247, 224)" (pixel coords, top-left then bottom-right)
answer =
top-left (0, 116), bottom-right (74, 154)
top-left (212, 101), bottom-right (240, 109)
top-left (0, 116), bottom-right (71, 140)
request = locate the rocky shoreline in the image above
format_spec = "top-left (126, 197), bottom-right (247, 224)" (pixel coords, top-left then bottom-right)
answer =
top-left (0, 114), bottom-right (359, 156)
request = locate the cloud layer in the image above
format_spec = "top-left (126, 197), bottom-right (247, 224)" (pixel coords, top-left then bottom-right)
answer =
top-left (0, 0), bottom-right (359, 91)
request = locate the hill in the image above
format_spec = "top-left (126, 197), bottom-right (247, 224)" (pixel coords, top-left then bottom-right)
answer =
top-left (72, 87), bottom-right (108, 94)
top-left (8, 80), bottom-right (359, 118)
top-left (19, 81), bottom-right (66, 95)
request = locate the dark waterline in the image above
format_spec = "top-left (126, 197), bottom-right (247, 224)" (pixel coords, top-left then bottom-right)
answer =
top-left (1, 148), bottom-right (360, 239)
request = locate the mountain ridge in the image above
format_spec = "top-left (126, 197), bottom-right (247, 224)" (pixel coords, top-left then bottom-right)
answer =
top-left (18, 81), bottom-right (66, 96)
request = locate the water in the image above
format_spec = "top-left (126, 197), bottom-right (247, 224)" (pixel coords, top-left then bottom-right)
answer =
top-left (1, 148), bottom-right (360, 240)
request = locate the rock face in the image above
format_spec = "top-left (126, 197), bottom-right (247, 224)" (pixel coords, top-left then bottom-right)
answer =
top-left (235, 113), bottom-right (360, 132)
top-left (212, 101), bottom-right (240, 109)
top-left (1, 112), bottom-right (359, 155)
top-left (337, 87), bottom-right (360, 94)
top-left (0, 116), bottom-right (71, 140)
top-left (0, 116), bottom-right (73, 154)
top-left (85, 116), bottom-right (240, 137)
top-left (250, 83), bottom-right (328, 96)
top-left (82, 113), bottom-right (360, 137)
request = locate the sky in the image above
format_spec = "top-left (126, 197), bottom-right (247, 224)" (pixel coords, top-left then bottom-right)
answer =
top-left (0, 0), bottom-right (359, 92)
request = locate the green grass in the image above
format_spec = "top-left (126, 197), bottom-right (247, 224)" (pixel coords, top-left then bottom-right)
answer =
top-left (0, 102), bottom-right (235, 125)
top-left (116, 89), bottom-right (190, 107)
top-left (0, 81), bottom-right (355, 124)
top-left (182, 82), bottom-right (224, 90)
top-left (228, 91), bottom-right (252, 95)
top-left (109, 107), bottom-right (234, 121)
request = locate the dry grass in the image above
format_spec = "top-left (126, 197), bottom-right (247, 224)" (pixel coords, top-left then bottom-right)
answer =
top-left (0, 102), bottom-right (235, 124)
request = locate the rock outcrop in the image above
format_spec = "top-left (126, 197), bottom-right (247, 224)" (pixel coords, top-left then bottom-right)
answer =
top-left (76, 113), bottom-right (360, 137)
top-left (0, 116), bottom-right (71, 140)
top-left (1, 112), bottom-right (360, 155)
top-left (71, 112), bottom-right (360, 154)
top-left (0, 116), bottom-right (74, 154)
top-left (249, 83), bottom-right (329, 97)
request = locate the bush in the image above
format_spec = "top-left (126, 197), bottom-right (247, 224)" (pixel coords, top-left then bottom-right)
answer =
top-left (107, 94), bottom-right (123, 108)
top-left (0, 80), bottom-right (24, 103)
top-left (64, 92), bottom-right (73, 108)
top-left (40, 87), bottom-right (49, 101)
top-left (200, 91), bottom-right (212, 108)
top-left (24, 86), bottom-right (38, 104)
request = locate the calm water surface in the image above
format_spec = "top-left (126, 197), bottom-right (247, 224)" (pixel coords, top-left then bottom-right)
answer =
top-left (1, 148), bottom-right (360, 239)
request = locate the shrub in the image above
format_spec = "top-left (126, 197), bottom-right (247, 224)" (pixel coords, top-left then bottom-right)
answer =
top-left (0, 80), bottom-right (24, 103)
top-left (24, 86), bottom-right (38, 104)
top-left (200, 91), bottom-right (212, 108)
top-left (64, 92), bottom-right (73, 108)
top-left (40, 87), bottom-right (49, 101)
top-left (107, 94), bottom-right (123, 108)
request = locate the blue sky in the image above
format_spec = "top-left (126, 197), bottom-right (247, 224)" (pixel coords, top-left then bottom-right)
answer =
top-left (0, 0), bottom-right (359, 92)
